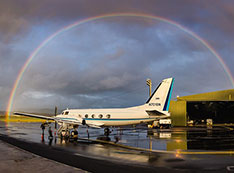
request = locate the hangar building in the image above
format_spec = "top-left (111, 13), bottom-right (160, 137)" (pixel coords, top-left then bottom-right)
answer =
top-left (169, 89), bottom-right (234, 126)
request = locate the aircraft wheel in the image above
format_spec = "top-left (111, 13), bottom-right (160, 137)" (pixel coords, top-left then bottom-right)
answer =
top-left (104, 128), bottom-right (110, 136)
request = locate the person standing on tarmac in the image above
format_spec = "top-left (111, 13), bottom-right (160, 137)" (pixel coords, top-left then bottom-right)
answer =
top-left (40, 123), bottom-right (45, 135)
top-left (48, 126), bottom-right (53, 146)
top-left (40, 123), bottom-right (45, 142)
top-left (48, 126), bottom-right (53, 139)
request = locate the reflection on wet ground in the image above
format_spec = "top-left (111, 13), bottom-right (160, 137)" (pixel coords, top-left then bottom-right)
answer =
top-left (1, 122), bottom-right (234, 171)
top-left (2, 122), bottom-right (234, 151)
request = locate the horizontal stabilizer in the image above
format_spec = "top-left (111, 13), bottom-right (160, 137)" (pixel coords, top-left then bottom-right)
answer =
top-left (14, 112), bottom-right (55, 121)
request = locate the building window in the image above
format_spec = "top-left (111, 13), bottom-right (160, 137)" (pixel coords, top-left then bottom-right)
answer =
top-left (99, 114), bottom-right (103, 119)
top-left (106, 114), bottom-right (111, 119)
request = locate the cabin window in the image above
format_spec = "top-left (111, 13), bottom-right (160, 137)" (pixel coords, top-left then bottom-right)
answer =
top-left (106, 114), bottom-right (111, 119)
top-left (99, 114), bottom-right (103, 119)
top-left (91, 114), bottom-right (95, 118)
top-left (64, 111), bottom-right (69, 115)
top-left (85, 114), bottom-right (88, 118)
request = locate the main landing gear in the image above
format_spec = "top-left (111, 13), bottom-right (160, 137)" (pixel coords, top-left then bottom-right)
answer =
top-left (104, 128), bottom-right (111, 136)
top-left (97, 128), bottom-right (112, 141)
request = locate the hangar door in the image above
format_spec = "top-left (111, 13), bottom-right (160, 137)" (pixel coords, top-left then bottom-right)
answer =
top-left (187, 101), bottom-right (234, 124)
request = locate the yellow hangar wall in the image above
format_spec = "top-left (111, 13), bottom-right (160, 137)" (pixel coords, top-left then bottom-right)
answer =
top-left (169, 89), bottom-right (234, 126)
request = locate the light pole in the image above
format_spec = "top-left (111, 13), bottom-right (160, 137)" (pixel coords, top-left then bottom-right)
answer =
top-left (146, 78), bottom-right (152, 97)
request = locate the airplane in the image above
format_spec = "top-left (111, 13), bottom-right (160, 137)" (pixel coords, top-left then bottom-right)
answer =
top-left (14, 77), bottom-right (174, 136)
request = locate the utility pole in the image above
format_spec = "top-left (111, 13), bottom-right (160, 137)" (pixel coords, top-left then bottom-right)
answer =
top-left (146, 78), bottom-right (152, 97)
top-left (54, 106), bottom-right (57, 130)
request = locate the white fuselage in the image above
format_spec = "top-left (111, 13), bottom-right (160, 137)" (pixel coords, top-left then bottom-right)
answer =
top-left (56, 104), bottom-right (168, 127)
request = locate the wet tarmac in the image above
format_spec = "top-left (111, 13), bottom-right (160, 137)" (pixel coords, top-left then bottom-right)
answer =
top-left (0, 140), bottom-right (84, 173)
top-left (1, 122), bottom-right (234, 172)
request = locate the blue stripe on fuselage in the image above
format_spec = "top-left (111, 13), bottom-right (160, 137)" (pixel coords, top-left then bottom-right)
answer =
top-left (58, 117), bottom-right (156, 122)
top-left (84, 118), bottom-right (154, 121)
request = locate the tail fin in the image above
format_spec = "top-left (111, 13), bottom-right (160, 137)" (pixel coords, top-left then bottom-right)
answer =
top-left (146, 78), bottom-right (174, 111)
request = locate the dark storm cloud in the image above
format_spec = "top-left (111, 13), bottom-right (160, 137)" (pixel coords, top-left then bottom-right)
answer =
top-left (0, 0), bottom-right (233, 112)
top-left (1, 0), bottom-right (234, 35)
top-left (1, 0), bottom-right (234, 50)
top-left (12, 20), bottom-right (229, 111)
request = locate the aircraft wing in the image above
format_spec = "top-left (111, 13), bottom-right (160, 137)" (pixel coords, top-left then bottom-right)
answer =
top-left (14, 112), bottom-right (55, 121)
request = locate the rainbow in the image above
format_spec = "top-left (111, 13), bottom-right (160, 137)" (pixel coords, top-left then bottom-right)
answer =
top-left (6, 12), bottom-right (234, 120)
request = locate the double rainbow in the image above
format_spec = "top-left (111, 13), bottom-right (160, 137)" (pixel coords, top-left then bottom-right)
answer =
top-left (6, 13), bottom-right (234, 120)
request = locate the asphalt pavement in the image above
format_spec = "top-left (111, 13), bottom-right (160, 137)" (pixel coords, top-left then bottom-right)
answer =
top-left (1, 122), bottom-right (234, 172)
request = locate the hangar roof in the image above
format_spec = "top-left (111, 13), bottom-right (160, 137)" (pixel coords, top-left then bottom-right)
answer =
top-left (177, 89), bottom-right (234, 101)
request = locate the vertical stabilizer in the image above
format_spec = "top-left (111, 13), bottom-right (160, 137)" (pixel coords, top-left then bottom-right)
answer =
top-left (146, 78), bottom-right (174, 111)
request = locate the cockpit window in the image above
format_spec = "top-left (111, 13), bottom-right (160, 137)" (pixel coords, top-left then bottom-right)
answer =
top-left (64, 111), bottom-right (69, 115)
top-left (85, 114), bottom-right (88, 118)
top-left (62, 111), bottom-right (64, 115)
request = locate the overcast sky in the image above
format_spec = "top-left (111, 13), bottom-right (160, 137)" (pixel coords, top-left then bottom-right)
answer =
top-left (1, 0), bottom-right (234, 112)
